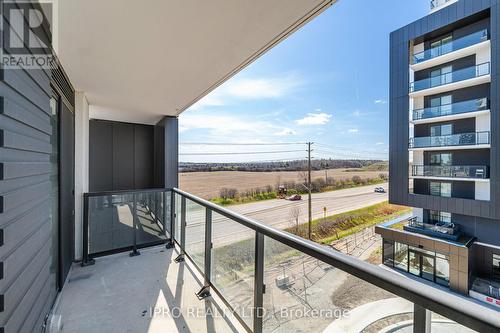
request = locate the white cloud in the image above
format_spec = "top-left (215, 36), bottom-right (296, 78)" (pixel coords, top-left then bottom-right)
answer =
top-left (275, 128), bottom-right (297, 136)
top-left (348, 128), bottom-right (359, 133)
top-left (376, 142), bottom-right (385, 145)
top-left (352, 110), bottom-right (361, 117)
top-left (295, 112), bottom-right (332, 126)
top-left (374, 99), bottom-right (387, 104)
top-left (188, 75), bottom-right (302, 111)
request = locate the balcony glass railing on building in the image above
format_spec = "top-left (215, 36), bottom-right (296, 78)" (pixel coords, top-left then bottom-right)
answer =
top-left (412, 165), bottom-right (489, 179)
top-left (412, 98), bottom-right (488, 121)
top-left (413, 29), bottom-right (488, 64)
top-left (410, 62), bottom-right (490, 93)
top-left (430, 0), bottom-right (454, 10)
top-left (409, 131), bottom-right (490, 148)
top-left (80, 188), bottom-right (500, 333)
top-left (404, 217), bottom-right (462, 241)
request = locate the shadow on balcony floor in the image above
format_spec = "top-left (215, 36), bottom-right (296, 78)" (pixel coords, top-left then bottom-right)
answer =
top-left (50, 246), bottom-right (242, 333)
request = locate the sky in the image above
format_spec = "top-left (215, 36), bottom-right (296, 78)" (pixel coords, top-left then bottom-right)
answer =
top-left (179, 0), bottom-right (429, 163)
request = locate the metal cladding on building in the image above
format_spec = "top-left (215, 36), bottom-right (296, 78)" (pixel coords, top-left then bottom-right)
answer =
top-left (377, 0), bottom-right (500, 307)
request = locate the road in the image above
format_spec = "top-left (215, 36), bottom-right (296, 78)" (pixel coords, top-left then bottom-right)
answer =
top-left (182, 183), bottom-right (388, 248)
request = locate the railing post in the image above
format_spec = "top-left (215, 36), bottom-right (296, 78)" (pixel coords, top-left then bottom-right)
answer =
top-left (130, 193), bottom-right (140, 257)
top-left (174, 196), bottom-right (186, 263)
top-left (167, 190), bottom-right (176, 249)
top-left (81, 194), bottom-right (95, 266)
top-left (196, 208), bottom-right (213, 300)
top-left (253, 232), bottom-right (265, 333)
top-left (413, 304), bottom-right (431, 333)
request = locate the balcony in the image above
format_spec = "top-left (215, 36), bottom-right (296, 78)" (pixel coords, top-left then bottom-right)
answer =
top-left (411, 165), bottom-right (489, 181)
top-left (404, 217), bottom-right (462, 241)
top-left (409, 62), bottom-right (490, 97)
top-left (409, 131), bottom-right (490, 150)
top-left (47, 188), bottom-right (500, 333)
top-left (412, 98), bottom-right (489, 123)
top-left (413, 29), bottom-right (489, 66)
top-left (430, 0), bottom-right (458, 12)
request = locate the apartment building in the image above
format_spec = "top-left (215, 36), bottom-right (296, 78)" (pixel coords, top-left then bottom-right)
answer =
top-left (377, 0), bottom-right (500, 308)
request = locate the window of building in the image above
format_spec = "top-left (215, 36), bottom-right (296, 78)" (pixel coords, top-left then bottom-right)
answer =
top-left (430, 182), bottom-right (452, 197)
top-left (430, 65), bottom-right (452, 87)
top-left (493, 254), bottom-right (500, 281)
top-left (435, 253), bottom-right (450, 286)
top-left (430, 210), bottom-right (452, 224)
top-left (430, 153), bottom-right (452, 166)
top-left (430, 35), bottom-right (453, 58)
top-left (430, 123), bottom-right (453, 137)
top-left (394, 242), bottom-right (408, 271)
top-left (383, 240), bottom-right (394, 267)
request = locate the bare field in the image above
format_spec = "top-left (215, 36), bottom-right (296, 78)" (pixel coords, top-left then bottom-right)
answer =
top-left (179, 169), bottom-right (388, 199)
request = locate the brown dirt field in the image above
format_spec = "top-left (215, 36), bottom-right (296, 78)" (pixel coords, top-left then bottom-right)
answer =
top-left (179, 169), bottom-right (388, 199)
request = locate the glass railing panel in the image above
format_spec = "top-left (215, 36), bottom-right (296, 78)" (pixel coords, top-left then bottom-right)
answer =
top-left (134, 191), bottom-right (167, 247)
top-left (410, 63), bottom-right (490, 93)
top-left (413, 98), bottom-right (488, 121)
top-left (164, 190), bottom-right (172, 238)
top-left (184, 198), bottom-right (206, 270)
top-left (88, 193), bottom-right (136, 255)
top-left (413, 29), bottom-right (488, 63)
top-left (261, 236), bottom-right (414, 333)
top-left (412, 165), bottom-right (489, 179)
top-left (211, 212), bottom-right (256, 329)
top-left (410, 132), bottom-right (490, 148)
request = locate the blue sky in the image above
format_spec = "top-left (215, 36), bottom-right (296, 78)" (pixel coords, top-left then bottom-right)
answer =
top-left (179, 0), bottom-right (429, 163)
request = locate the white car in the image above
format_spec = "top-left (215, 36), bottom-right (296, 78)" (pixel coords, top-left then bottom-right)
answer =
top-left (374, 187), bottom-right (386, 193)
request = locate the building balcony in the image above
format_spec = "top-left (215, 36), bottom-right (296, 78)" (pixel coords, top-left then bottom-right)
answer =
top-left (404, 217), bottom-right (462, 241)
top-left (411, 165), bottom-right (489, 181)
top-left (47, 188), bottom-right (500, 333)
top-left (412, 29), bottom-right (489, 70)
top-left (411, 98), bottom-right (489, 124)
top-left (409, 62), bottom-right (491, 97)
top-left (430, 0), bottom-right (458, 12)
top-left (409, 131), bottom-right (490, 150)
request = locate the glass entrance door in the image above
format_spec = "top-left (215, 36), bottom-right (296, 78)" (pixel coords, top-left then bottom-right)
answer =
top-left (409, 249), bottom-right (435, 282)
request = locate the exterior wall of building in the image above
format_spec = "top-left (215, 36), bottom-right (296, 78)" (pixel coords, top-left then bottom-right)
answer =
top-left (390, 0), bottom-right (500, 223)
top-left (0, 5), bottom-right (63, 332)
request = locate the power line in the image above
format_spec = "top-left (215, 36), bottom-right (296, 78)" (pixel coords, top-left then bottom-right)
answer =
top-left (180, 142), bottom-right (307, 146)
top-left (179, 149), bottom-right (306, 156)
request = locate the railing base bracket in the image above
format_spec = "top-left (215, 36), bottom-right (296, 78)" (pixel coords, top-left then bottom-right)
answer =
top-left (196, 286), bottom-right (211, 300)
top-left (81, 259), bottom-right (95, 267)
top-left (166, 241), bottom-right (175, 249)
top-left (129, 249), bottom-right (141, 257)
top-left (174, 254), bottom-right (185, 263)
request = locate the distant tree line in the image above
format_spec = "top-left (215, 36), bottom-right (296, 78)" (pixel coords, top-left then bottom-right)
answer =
top-left (180, 159), bottom-right (385, 173)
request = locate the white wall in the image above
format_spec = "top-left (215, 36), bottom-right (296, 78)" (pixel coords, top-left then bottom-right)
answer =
top-left (74, 92), bottom-right (90, 260)
top-left (413, 207), bottom-right (423, 221)
top-left (476, 113), bottom-right (491, 132)
top-left (413, 150), bottom-right (423, 166)
top-left (475, 182), bottom-right (490, 201)
top-left (414, 42), bottom-right (424, 55)
top-left (476, 44), bottom-right (491, 65)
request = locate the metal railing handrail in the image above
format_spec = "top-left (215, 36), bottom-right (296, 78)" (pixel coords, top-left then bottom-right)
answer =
top-left (171, 187), bottom-right (500, 332)
top-left (83, 187), bottom-right (167, 198)
top-left (412, 97), bottom-right (489, 121)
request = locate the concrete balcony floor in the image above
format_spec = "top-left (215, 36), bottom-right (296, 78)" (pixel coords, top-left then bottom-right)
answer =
top-left (49, 246), bottom-right (243, 333)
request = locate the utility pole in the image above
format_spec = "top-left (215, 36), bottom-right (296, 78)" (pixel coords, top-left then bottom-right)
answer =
top-left (307, 142), bottom-right (313, 240)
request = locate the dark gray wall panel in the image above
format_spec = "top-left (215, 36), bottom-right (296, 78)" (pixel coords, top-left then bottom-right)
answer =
top-left (89, 120), bottom-right (155, 192)
top-left (153, 116), bottom-right (178, 189)
top-left (0, 1), bottom-right (60, 331)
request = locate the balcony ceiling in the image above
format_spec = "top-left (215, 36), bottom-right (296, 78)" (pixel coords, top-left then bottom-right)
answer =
top-left (56, 0), bottom-right (335, 124)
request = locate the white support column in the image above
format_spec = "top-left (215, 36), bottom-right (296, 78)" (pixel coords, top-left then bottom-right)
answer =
top-left (74, 92), bottom-right (90, 260)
